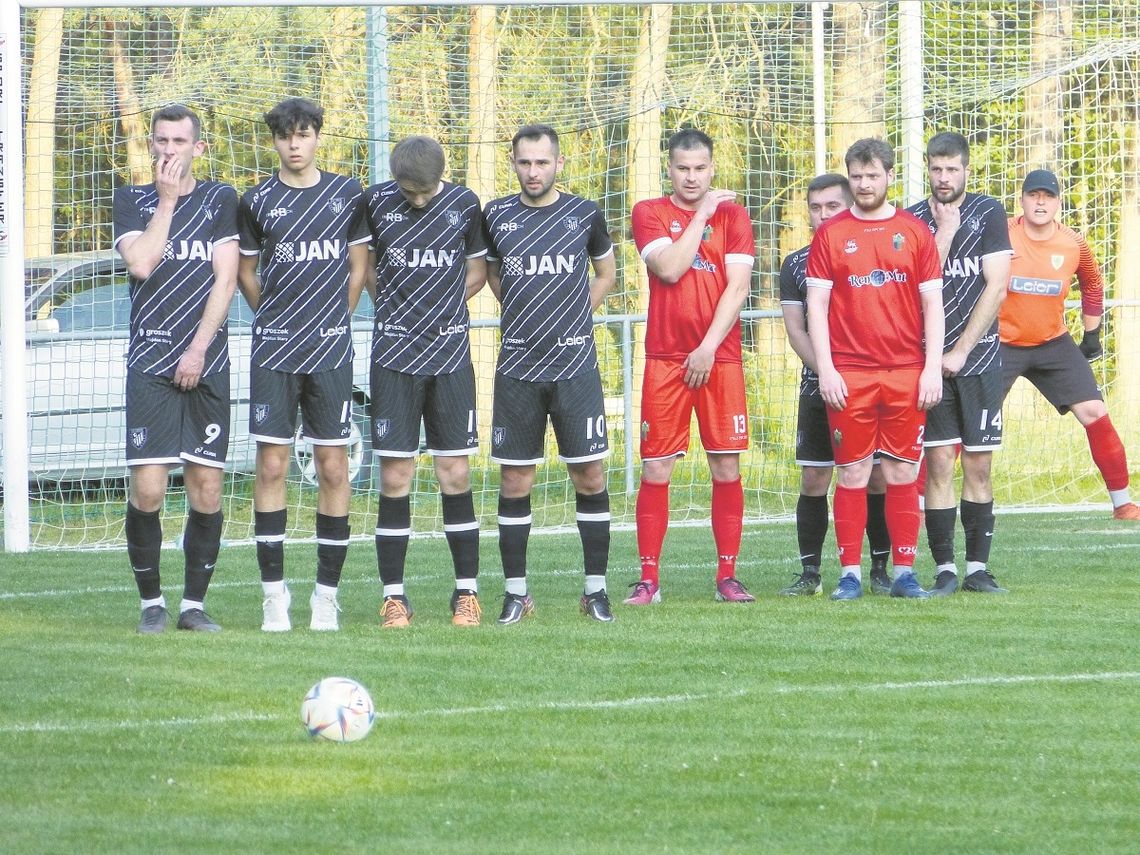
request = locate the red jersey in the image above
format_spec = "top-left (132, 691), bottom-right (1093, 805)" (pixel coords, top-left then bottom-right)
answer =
top-left (632, 196), bottom-right (755, 363)
top-left (1001, 216), bottom-right (1105, 348)
top-left (805, 207), bottom-right (942, 370)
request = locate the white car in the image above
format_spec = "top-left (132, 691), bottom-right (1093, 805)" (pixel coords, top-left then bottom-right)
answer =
top-left (7, 253), bottom-right (375, 486)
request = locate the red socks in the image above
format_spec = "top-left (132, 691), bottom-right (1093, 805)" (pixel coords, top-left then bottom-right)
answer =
top-left (833, 485), bottom-right (868, 568)
top-left (885, 481), bottom-right (921, 570)
top-left (635, 480), bottom-right (670, 585)
top-left (711, 477), bottom-right (744, 582)
top-left (1085, 414), bottom-right (1130, 491)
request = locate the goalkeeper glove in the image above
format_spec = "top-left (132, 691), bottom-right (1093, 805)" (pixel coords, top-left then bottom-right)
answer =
top-left (1079, 328), bottom-right (1103, 362)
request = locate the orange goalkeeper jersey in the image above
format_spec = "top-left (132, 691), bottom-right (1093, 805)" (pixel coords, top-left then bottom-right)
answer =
top-left (1001, 216), bottom-right (1105, 347)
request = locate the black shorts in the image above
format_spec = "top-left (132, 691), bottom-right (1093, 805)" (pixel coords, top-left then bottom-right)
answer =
top-left (125, 368), bottom-right (230, 468)
top-left (491, 371), bottom-right (609, 465)
top-left (370, 364), bottom-right (479, 457)
top-left (795, 393), bottom-right (834, 466)
top-left (1000, 335), bottom-right (1101, 415)
top-left (249, 363), bottom-right (354, 445)
top-left (925, 371), bottom-right (1003, 451)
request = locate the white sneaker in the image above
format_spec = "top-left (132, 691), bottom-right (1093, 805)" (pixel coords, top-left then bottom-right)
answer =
top-left (310, 588), bottom-right (341, 631)
top-left (261, 586), bottom-right (291, 632)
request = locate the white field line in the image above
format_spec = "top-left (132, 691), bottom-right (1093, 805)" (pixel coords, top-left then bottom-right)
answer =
top-left (2, 672), bottom-right (1136, 736)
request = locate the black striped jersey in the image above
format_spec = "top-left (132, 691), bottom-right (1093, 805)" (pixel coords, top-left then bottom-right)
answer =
top-left (777, 244), bottom-right (820, 398)
top-left (113, 180), bottom-right (239, 379)
top-left (482, 192), bottom-right (613, 382)
top-left (907, 192), bottom-right (1012, 375)
top-left (238, 170), bottom-right (370, 373)
top-left (364, 180), bottom-right (487, 375)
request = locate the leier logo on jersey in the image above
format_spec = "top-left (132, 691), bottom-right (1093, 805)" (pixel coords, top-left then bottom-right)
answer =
top-left (272, 238), bottom-right (343, 263)
top-left (163, 239), bottom-right (213, 261)
top-left (1009, 276), bottom-right (1062, 296)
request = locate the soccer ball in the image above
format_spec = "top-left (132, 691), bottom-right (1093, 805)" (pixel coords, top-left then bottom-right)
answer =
top-left (300, 677), bottom-right (376, 743)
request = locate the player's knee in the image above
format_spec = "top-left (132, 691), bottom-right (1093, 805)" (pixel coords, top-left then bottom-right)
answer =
top-left (800, 466), bottom-right (833, 495)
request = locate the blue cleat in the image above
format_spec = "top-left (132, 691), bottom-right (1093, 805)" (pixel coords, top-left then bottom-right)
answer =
top-left (889, 571), bottom-right (931, 599)
top-left (830, 574), bottom-right (863, 601)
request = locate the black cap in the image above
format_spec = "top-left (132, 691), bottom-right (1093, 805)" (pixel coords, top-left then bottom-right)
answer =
top-left (1022, 169), bottom-right (1060, 196)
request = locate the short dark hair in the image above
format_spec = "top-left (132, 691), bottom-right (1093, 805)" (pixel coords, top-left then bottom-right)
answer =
top-left (264, 97), bottom-right (324, 137)
top-left (926, 131), bottom-right (970, 166)
top-left (845, 137), bottom-right (895, 172)
top-left (151, 104), bottom-right (201, 140)
top-left (667, 128), bottom-right (714, 160)
top-left (390, 136), bottom-right (445, 187)
top-left (807, 172), bottom-right (853, 205)
top-left (512, 124), bottom-right (559, 155)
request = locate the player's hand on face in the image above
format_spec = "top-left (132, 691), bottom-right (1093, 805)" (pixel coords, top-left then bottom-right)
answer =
top-left (682, 345), bottom-right (715, 389)
top-left (698, 189), bottom-right (736, 220)
top-left (155, 155), bottom-right (184, 201)
top-left (931, 200), bottom-right (961, 234)
top-left (917, 365), bottom-right (943, 411)
top-left (818, 367), bottom-right (847, 411)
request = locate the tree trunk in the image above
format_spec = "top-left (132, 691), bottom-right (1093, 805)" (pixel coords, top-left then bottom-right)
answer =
top-left (25, 9), bottom-right (65, 258)
top-left (829, 1), bottom-right (888, 160)
top-left (108, 19), bottom-right (151, 185)
top-left (1023, 0), bottom-right (1072, 170)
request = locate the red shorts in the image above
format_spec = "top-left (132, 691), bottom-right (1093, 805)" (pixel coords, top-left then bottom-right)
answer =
top-left (827, 366), bottom-right (925, 465)
top-left (639, 359), bottom-right (748, 460)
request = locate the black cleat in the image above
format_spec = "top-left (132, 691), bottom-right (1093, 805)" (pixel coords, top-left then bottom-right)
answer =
top-left (137, 605), bottom-right (168, 634)
top-left (580, 590), bottom-right (615, 622)
top-left (497, 592), bottom-right (536, 625)
top-left (176, 608), bottom-right (221, 632)
top-left (931, 570), bottom-right (960, 597)
top-left (869, 558), bottom-right (892, 595)
top-left (780, 569), bottom-right (822, 596)
top-left (963, 569), bottom-right (1009, 594)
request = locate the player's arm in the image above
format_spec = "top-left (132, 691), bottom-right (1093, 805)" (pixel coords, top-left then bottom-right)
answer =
top-left (1073, 230), bottom-right (1106, 358)
top-left (465, 255), bottom-right (488, 300)
top-left (364, 250), bottom-right (378, 302)
top-left (942, 252), bottom-right (1010, 376)
top-left (116, 159), bottom-right (183, 279)
top-left (237, 253), bottom-right (262, 311)
top-left (918, 285), bottom-right (946, 411)
top-left (486, 259), bottom-right (502, 303)
top-left (683, 261), bottom-right (750, 389)
top-left (347, 241), bottom-right (369, 313)
top-left (587, 250), bottom-right (616, 311)
top-left (642, 190), bottom-right (736, 283)
top-left (806, 285), bottom-right (846, 410)
top-left (930, 200), bottom-right (961, 266)
top-left (781, 303), bottom-right (816, 372)
top-left (173, 238), bottom-right (239, 391)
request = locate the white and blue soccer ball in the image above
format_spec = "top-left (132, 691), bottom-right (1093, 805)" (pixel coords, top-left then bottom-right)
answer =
top-left (300, 677), bottom-right (376, 743)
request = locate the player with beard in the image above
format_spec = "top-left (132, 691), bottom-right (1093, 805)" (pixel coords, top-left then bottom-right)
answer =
top-left (114, 104), bottom-right (239, 633)
top-left (1000, 169), bottom-right (1140, 520)
top-left (483, 125), bottom-right (618, 623)
top-left (629, 128), bottom-right (756, 606)
top-left (779, 173), bottom-right (893, 596)
top-left (907, 132), bottom-right (1012, 595)
top-left (806, 138), bottom-right (945, 600)
top-left (238, 98), bottom-right (371, 632)
top-left (363, 136), bottom-right (488, 628)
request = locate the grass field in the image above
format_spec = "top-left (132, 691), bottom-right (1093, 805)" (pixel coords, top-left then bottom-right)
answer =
top-left (2, 511), bottom-right (1138, 854)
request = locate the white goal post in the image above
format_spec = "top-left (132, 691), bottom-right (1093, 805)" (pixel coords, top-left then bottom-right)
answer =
top-left (3, 1), bottom-right (1138, 553)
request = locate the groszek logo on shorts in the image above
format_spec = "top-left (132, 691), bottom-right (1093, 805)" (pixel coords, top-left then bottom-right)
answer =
top-left (130, 427), bottom-right (148, 448)
top-left (492, 426), bottom-right (506, 447)
top-left (375, 419), bottom-right (390, 439)
top-left (254, 404), bottom-right (270, 424)
top-left (832, 428), bottom-right (843, 447)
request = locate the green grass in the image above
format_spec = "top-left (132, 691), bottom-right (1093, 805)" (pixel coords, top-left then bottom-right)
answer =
top-left (2, 512), bottom-right (1138, 853)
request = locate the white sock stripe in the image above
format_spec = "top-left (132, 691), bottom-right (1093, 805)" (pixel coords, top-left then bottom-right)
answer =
top-left (315, 537), bottom-right (351, 546)
top-left (443, 521), bottom-right (480, 533)
top-left (576, 512), bottom-right (612, 522)
top-left (497, 515), bottom-right (533, 526)
top-left (254, 534), bottom-right (286, 544)
top-left (374, 526), bottom-right (413, 537)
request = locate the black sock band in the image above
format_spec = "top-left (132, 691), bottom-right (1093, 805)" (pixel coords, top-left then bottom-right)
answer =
top-left (795, 493), bottom-right (828, 569)
top-left (498, 494), bottom-right (531, 580)
top-left (375, 495), bottom-right (411, 587)
top-left (255, 508), bottom-right (287, 583)
top-left (442, 490), bottom-right (479, 583)
top-left (576, 490), bottom-right (610, 577)
top-left (316, 512), bottom-right (350, 588)
top-left (866, 490), bottom-right (891, 560)
top-left (126, 502), bottom-right (163, 600)
top-left (925, 506), bottom-right (957, 566)
top-left (183, 508), bottom-right (222, 603)
top-left (961, 499), bottom-right (995, 565)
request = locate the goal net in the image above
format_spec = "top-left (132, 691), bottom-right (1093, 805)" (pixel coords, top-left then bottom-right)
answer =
top-left (6, 0), bottom-right (1139, 549)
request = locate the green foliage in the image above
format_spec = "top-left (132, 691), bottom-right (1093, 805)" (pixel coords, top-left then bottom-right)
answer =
top-left (2, 513), bottom-right (1138, 853)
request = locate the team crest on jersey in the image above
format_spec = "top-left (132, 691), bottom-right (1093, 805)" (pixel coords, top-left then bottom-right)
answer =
top-left (669, 220), bottom-right (683, 234)
top-left (641, 420), bottom-right (650, 441)
top-left (701, 224), bottom-right (713, 241)
top-left (492, 426), bottom-right (506, 447)
top-left (832, 428), bottom-right (843, 447)
top-left (446, 210), bottom-right (461, 228)
top-left (967, 216), bottom-right (981, 232)
top-left (844, 239), bottom-right (858, 254)
top-left (327, 197), bottom-right (346, 215)
top-left (130, 428), bottom-right (148, 449)
top-left (1051, 254), bottom-right (1065, 270)
top-left (563, 216), bottom-right (580, 233)
top-left (204, 208), bottom-right (214, 221)
top-left (254, 404), bottom-right (270, 424)
top-left (375, 418), bottom-right (390, 439)
top-left (892, 233), bottom-right (905, 251)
